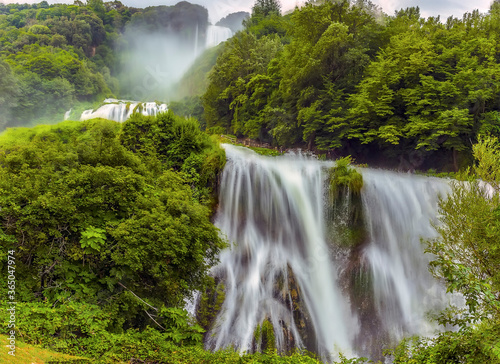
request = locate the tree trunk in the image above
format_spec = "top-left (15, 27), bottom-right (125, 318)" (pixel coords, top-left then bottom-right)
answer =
top-left (453, 148), bottom-right (458, 172)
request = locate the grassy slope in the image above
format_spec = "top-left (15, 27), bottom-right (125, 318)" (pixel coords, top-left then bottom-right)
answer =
top-left (0, 335), bottom-right (90, 364)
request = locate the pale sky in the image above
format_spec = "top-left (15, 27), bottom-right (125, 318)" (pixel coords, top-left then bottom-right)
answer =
top-left (0, 0), bottom-right (494, 23)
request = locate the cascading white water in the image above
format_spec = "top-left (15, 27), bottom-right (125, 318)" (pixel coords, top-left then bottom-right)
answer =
top-left (361, 170), bottom-right (451, 341)
top-left (80, 99), bottom-right (168, 122)
top-left (206, 25), bottom-right (232, 48)
top-left (208, 145), bottom-right (357, 359)
top-left (194, 23), bottom-right (199, 58)
top-left (207, 145), bottom-right (455, 360)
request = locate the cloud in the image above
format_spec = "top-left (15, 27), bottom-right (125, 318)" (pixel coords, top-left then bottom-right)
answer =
top-left (375, 0), bottom-right (493, 19)
top-left (1, 0), bottom-right (494, 24)
top-left (116, 0), bottom-right (303, 23)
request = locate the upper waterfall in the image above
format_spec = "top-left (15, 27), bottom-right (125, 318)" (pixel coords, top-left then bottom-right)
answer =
top-left (206, 25), bottom-right (232, 48)
top-left (205, 144), bottom-right (456, 361)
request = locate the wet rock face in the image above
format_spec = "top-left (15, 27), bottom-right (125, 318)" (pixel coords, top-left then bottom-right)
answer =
top-left (327, 177), bottom-right (399, 360)
top-left (327, 181), bottom-right (383, 359)
top-left (198, 266), bottom-right (317, 355)
top-left (283, 266), bottom-right (317, 353)
top-left (196, 277), bottom-right (226, 337)
top-left (340, 244), bottom-right (389, 360)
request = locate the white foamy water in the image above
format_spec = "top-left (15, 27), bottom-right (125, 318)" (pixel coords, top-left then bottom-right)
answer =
top-left (361, 170), bottom-right (451, 340)
top-left (207, 145), bottom-right (455, 360)
top-left (206, 25), bottom-right (232, 48)
top-left (80, 99), bottom-right (168, 122)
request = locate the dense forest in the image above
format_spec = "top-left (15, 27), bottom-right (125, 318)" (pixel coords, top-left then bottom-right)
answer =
top-left (202, 0), bottom-right (500, 170)
top-left (0, 0), bottom-right (499, 363)
top-left (0, 0), bottom-right (209, 129)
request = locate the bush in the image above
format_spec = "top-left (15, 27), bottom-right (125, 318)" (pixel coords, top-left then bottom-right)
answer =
top-left (329, 156), bottom-right (363, 196)
top-left (0, 116), bottom-right (225, 343)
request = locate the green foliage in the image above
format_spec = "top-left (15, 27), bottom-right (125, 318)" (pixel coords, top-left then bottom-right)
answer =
top-left (126, 2), bottom-right (208, 33)
top-left (159, 307), bottom-right (205, 345)
top-left (252, 0), bottom-right (282, 18)
top-left (0, 298), bottom-right (326, 363)
top-left (0, 301), bottom-right (110, 348)
top-left (0, 300), bottom-right (207, 363)
top-left (425, 138), bottom-right (500, 327)
top-left (203, 31), bottom-right (284, 140)
top-left (203, 1), bottom-right (500, 169)
top-left (80, 226), bottom-right (106, 253)
top-left (196, 279), bottom-right (226, 331)
top-left (392, 136), bottom-right (500, 363)
top-left (473, 135), bottom-right (500, 190)
top-left (330, 156), bottom-right (364, 196)
top-left (162, 346), bottom-right (325, 364)
top-left (119, 111), bottom-right (226, 205)
top-left (0, 117), bottom-right (225, 344)
top-left (390, 323), bottom-right (500, 364)
top-left (0, 2), bottom-right (120, 129)
top-left (254, 319), bottom-right (276, 353)
top-left (0, 1), bottom-right (211, 129)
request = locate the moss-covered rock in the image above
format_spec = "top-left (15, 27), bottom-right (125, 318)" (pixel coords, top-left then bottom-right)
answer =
top-left (329, 156), bottom-right (363, 196)
top-left (254, 319), bottom-right (276, 353)
top-left (283, 266), bottom-right (318, 354)
top-left (196, 278), bottom-right (226, 333)
top-left (327, 157), bottom-right (366, 249)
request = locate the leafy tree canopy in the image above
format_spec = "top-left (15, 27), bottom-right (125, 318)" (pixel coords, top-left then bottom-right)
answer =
top-left (0, 114), bottom-right (225, 335)
top-left (203, 0), bottom-right (500, 170)
top-left (391, 136), bottom-right (500, 363)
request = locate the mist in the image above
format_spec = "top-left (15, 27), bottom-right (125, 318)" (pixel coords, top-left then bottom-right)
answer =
top-left (117, 28), bottom-right (200, 102)
top-left (114, 2), bottom-right (211, 102)
top-left (0, 1), bottom-right (228, 131)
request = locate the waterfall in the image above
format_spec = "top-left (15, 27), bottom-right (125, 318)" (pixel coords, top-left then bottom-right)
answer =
top-left (206, 25), bottom-right (232, 48)
top-left (205, 145), bottom-right (454, 360)
top-left (194, 23), bottom-right (199, 58)
top-left (80, 99), bottom-right (168, 122)
top-left (357, 169), bottom-right (454, 357)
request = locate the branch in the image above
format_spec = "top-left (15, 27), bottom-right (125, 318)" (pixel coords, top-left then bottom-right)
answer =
top-left (144, 309), bottom-right (166, 331)
top-left (118, 282), bottom-right (158, 311)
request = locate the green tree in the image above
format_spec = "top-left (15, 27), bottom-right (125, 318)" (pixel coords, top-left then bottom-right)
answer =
top-left (392, 136), bottom-right (500, 363)
top-left (87, 0), bottom-right (105, 18)
top-left (427, 136), bottom-right (500, 314)
top-left (0, 59), bottom-right (20, 129)
top-left (251, 0), bottom-right (282, 17)
top-left (203, 32), bottom-right (283, 137)
top-left (0, 117), bottom-right (226, 332)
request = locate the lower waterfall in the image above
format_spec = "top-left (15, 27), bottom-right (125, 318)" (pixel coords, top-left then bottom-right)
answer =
top-left (203, 144), bottom-right (453, 361)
